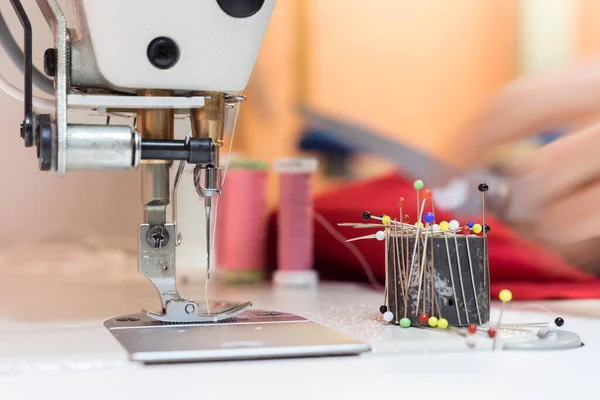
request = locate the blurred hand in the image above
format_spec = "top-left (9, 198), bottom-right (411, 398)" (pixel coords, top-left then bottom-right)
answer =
top-left (455, 60), bottom-right (600, 273)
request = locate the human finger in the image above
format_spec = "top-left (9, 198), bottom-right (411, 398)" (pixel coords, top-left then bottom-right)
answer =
top-left (455, 60), bottom-right (600, 164)
top-left (503, 122), bottom-right (600, 221)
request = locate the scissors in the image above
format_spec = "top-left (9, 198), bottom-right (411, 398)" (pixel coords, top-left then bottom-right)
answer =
top-left (301, 108), bottom-right (519, 220)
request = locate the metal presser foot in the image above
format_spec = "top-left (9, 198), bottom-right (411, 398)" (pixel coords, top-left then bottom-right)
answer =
top-left (138, 223), bottom-right (251, 323)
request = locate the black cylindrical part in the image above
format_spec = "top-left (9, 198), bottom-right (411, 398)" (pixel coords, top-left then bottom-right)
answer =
top-left (141, 138), bottom-right (214, 164)
top-left (142, 140), bottom-right (189, 160)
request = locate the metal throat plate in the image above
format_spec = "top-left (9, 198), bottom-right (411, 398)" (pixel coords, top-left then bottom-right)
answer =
top-left (104, 309), bottom-right (370, 363)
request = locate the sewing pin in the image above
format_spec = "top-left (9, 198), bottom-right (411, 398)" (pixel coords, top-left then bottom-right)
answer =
top-left (453, 227), bottom-right (470, 324)
top-left (443, 231), bottom-right (462, 325)
top-left (493, 289), bottom-right (512, 350)
top-left (415, 219), bottom-right (431, 316)
top-left (479, 183), bottom-right (489, 293)
top-left (465, 230), bottom-right (482, 324)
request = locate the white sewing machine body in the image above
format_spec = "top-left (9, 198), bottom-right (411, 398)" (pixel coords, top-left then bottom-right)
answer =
top-left (67, 0), bottom-right (275, 93)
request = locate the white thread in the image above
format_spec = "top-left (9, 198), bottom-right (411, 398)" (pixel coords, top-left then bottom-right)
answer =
top-left (204, 99), bottom-right (241, 314)
top-left (313, 212), bottom-right (382, 290)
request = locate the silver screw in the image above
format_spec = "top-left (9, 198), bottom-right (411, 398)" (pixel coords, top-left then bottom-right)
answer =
top-left (184, 304), bottom-right (195, 315)
top-left (146, 226), bottom-right (170, 248)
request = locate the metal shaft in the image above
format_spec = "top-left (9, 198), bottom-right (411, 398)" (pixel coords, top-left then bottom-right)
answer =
top-left (141, 163), bottom-right (170, 226)
top-left (190, 91), bottom-right (225, 167)
top-left (191, 92), bottom-right (226, 281)
top-left (137, 90), bottom-right (174, 226)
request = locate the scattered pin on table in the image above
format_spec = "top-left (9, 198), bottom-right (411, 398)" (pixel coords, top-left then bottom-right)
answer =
top-left (465, 323), bottom-right (478, 348)
top-left (428, 316), bottom-right (439, 327)
top-left (383, 311), bottom-right (394, 322)
top-left (419, 313), bottom-right (429, 325)
top-left (466, 335), bottom-right (476, 349)
top-left (437, 318), bottom-right (449, 329)
top-left (400, 317), bottom-right (411, 328)
top-left (493, 289), bottom-right (513, 350)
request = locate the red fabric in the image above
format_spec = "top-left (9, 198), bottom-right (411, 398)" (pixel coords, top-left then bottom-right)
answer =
top-left (268, 172), bottom-right (600, 300)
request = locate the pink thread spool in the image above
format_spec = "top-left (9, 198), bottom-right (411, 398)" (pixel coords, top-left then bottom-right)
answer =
top-left (216, 160), bottom-right (268, 284)
top-left (273, 158), bottom-right (319, 287)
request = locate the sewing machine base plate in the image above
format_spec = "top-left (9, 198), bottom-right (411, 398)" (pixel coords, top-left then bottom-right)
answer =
top-left (104, 309), bottom-right (370, 363)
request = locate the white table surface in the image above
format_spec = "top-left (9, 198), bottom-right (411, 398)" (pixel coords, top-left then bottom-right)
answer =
top-left (0, 273), bottom-right (597, 400)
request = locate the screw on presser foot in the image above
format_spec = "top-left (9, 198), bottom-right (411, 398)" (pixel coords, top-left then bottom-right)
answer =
top-left (146, 225), bottom-right (169, 248)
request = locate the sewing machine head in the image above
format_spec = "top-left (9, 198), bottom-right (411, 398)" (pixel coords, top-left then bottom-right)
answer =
top-left (66, 0), bottom-right (272, 92)
top-left (13, 0), bottom-right (275, 322)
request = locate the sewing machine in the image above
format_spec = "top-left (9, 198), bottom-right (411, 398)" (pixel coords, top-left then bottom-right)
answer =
top-left (1, 0), bottom-right (369, 362)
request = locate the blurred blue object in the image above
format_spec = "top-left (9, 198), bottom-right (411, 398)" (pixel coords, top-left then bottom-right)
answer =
top-left (299, 129), bottom-right (355, 156)
top-left (538, 129), bottom-right (566, 145)
top-left (298, 107), bottom-right (510, 217)
top-left (299, 129), bottom-right (356, 177)
top-left (299, 107), bottom-right (457, 187)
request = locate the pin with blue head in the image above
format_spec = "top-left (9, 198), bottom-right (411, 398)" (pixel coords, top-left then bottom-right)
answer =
top-left (423, 212), bottom-right (435, 225)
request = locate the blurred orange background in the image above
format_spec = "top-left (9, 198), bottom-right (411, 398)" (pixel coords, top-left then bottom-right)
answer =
top-left (235, 0), bottom-right (600, 205)
top-left (3, 0), bottom-right (600, 245)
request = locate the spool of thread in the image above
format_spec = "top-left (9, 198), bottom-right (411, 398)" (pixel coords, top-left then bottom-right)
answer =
top-left (273, 158), bottom-right (319, 287)
top-left (216, 159), bottom-right (268, 284)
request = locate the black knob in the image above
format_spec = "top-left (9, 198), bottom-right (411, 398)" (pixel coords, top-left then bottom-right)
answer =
top-left (147, 37), bottom-right (180, 70)
top-left (217, 0), bottom-right (265, 18)
top-left (555, 317), bottom-right (564, 327)
top-left (478, 183), bottom-right (489, 192)
top-left (43, 48), bottom-right (57, 77)
top-left (379, 305), bottom-right (387, 314)
top-left (37, 114), bottom-right (53, 171)
top-left (362, 211), bottom-right (371, 221)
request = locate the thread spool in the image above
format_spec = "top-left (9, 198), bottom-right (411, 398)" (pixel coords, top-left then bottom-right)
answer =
top-left (216, 159), bottom-right (268, 284)
top-left (273, 158), bottom-right (319, 287)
